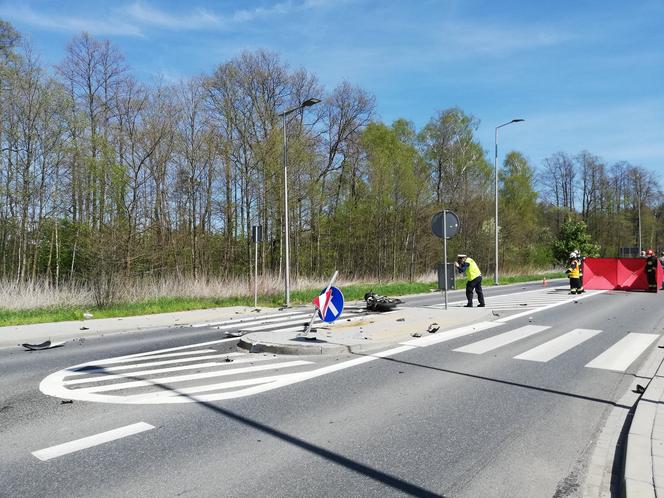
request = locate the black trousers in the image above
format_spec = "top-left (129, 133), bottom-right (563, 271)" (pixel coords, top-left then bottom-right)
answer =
top-left (569, 277), bottom-right (582, 294)
top-left (647, 270), bottom-right (657, 292)
top-left (466, 276), bottom-right (485, 306)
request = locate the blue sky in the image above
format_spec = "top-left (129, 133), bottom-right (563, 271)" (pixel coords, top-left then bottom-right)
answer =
top-left (2, 0), bottom-right (663, 178)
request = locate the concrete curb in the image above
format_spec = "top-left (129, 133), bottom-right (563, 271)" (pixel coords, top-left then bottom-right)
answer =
top-left (624, 349), bottom-right (664, 497)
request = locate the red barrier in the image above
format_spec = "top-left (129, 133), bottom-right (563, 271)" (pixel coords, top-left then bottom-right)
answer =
top-left (583, 257), bottom-right (663, 291)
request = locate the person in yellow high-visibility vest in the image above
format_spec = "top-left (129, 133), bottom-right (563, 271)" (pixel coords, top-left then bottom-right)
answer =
top-left (455, 254), bottom-right (485, 307)
top-left (566, 252), bottom-right (582, 294)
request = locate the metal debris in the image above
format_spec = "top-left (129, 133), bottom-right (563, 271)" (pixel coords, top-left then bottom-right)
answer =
top-left (635, 384), bottom-right (646, 394)
top-left (224, 357), bottom-right (234, 362)
top-left (411, 332), bottom-right (422, 337)
top-left (396, 318), bottom-right (406, 322)
top-left (21, 340), bottom-right (66, 351)
top-left (491, 310), bottom-right (500, 317)
top-left (60, 399), bottom-right (73, 404)
top-left (427, 323), bottom-right (440, 334)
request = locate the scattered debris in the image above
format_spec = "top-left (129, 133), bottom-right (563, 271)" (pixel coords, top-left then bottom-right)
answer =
top-left (396, 318), bottom-right (406, 322)
top-left (60, 399), bottom-right (73, 404)
top-left (658, 344), bottom-right (664, 349)
top-left (427, 323), bottom-right (440, 334)
top-left (21, 340), bottom-right (66, 351)
top-left (398, 371), bottom-right (404, 374)
top-left (411, 332), bottom-right (422, 337)
top-left (528, 317), bottom-right (533, 322)
top-left (224, 357), bottom-right (234, 363)
top-left (519, 303), bottom-right (527, 307)
top-left (79, 326), bottom-right (89, 330)
top-left (635, 384), bottom-right (646, 394)
top-left (83, 312), bottom-right (93, 319)
top-left (491, 310), bottom-right (500, 317)
top-left (364, 291), bottom-right (403, 312)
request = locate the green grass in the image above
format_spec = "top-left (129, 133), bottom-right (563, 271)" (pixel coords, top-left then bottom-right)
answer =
top-left (0, 271), bottom-right (566, 327)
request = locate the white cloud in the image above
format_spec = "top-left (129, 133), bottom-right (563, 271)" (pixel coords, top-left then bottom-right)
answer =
top-left (123, 2), bottom-right (222, 30)
top-left (0, 5), bottom-right (143, 36)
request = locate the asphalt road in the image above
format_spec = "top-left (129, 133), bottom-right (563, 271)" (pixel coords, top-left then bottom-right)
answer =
top-left (2, 285), bottom-right (663, 497)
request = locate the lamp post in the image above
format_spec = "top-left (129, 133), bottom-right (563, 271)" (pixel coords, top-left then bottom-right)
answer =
top-left (279, 98), bottom-right (321, 307)
top-left (494, 118), bottom-right (524, 286)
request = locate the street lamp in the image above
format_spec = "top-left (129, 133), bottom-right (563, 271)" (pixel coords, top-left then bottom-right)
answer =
top-left (494, 118), bottom-right (524, 286)
top-left (279, 98), bottom-right (321, 307)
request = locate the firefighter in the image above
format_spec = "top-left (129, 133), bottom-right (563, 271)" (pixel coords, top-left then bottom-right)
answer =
top-left (574, 249), bottom-right (585, 294)
top-left (566, 252), bottom-right (582, 294)
top-left (646, 248), bottom-right (658, 293)
top-left (455, 254), bottom-right (485, 307)
top-left (660, 251), bottom-right (664, 291)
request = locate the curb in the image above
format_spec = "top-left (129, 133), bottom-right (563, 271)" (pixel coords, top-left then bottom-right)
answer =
top-left (624, 349), bottom-right (664, 497)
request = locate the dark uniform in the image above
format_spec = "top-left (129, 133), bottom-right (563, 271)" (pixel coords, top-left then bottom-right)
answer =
top-left (566, 255), bottom-right (583, 294)
top-left (646, 249), bottom-right (658, 293)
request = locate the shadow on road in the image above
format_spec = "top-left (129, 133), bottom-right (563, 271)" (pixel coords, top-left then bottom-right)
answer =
top-left (86, 365), bottom-right (445, 498)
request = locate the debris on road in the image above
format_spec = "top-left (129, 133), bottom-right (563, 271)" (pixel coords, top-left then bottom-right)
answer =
top-left (79, 326), bottom-right (89, 330)
top-left (396, 318), bottom-right (406, 322)
top-left (491, 310), bottom-right (500, 317)
top-left (411, 332), bottom-right (422, 337)
top-left (60, 399), bottom-right (73, 404)
top-left (364, 291), bottom-right (403, 312)
top-left (224, 357), bottom-right (234, 362)
top-left (427, 323), bottom-right (440, 334)
top-left (635, 384), bottom-right (646, 394)
top-left (21, 340), bottom-right (66, 351)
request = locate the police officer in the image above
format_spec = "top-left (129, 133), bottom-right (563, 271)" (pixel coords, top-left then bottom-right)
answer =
top-left (455, 254), bottom-right (485, 307)
top-left (646, 249), bottom-right (658, 293)
top-left (566, 252), bottom-right (583, 294)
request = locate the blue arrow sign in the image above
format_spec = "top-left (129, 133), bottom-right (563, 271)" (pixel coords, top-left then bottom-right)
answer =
top-left (314, 286), bottom-right (344, 323)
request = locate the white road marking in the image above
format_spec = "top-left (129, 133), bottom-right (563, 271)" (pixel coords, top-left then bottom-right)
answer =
top-left (91, 349), bottom-right (219, 365)
top-left (63, 355), bottom-right (274, 385)
top-left (514, 328), bottom-right (602, 362)
top-left (72, 360), bottom-right (314, 394)
top-left (454, 325), bottom-right (551, 354)
top-left (239, 317), bottom-right (312, 332)
top-left (400, 321), bottom-right (502, 347)
top-left (586, 333), bottom-right (659, 372)
top-left (65, 352), bottom-right (247, 375)
top-left (191, 311), bottom-right (307, 328)
top-left (32, 422), bottom-right (154, 461)
top-left (102, 337), bottom-right (239, 362)
top-left (497, 290), bottom-right (607, 322)
top-left (214, 313), bottom-right (311, 330)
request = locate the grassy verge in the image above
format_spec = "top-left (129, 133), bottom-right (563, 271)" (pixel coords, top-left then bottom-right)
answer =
top-left (0, 271), bottom-right (565, 327)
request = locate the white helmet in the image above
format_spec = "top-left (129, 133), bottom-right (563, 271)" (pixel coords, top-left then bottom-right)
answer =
top-left (569, 252), bottom-right (576, 258)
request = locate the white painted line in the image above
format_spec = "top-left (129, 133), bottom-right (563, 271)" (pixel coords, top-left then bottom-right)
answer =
top-left (454, 325), bottom-right (550, 354)
top-left (64, 355), bottom-right (275, 385)
top-left (586, 333), bottom-right (659, 372)
top-left (400, 321), bottom-right (502, 347)
top-left (32, 422), bottom-right (154, 461)
top-left (191, 311), bottom-right (308, 328)
top-left (215, 313), bottom-right (310, 331)
top-left (65, 352), bottom-right (247, 376)
top-left (496, 290), bottom-right (607, 323)
top-left (74, 360), bottom-right (314, 394)
top-left (239, 317), bottom-right (311, 332)
top-left (98, 337), bottom-right (237, 361)
top-left (92, 349), bottom-right (219, 365)
top-left (514, 328), bottom-right (602, 362)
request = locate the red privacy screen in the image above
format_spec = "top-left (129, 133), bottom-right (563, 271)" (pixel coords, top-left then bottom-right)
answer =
top-left (583, 257), bottom-right (663, 291)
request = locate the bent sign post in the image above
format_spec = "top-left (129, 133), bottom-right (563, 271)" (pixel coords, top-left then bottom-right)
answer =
top-left (302, 270), bottom-right (343, 337)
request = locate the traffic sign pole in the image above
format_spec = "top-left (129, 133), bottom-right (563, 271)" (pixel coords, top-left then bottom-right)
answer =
top-left (302, 270), bottom-right (338, 337)
top-left (443, 210), bottom-right (448, 310)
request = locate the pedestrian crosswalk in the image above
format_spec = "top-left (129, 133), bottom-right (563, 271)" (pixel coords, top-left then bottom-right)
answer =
top-left (40, 310), bottom-right (661, 405)
top-left (439, 286), bottom-right (603, 312)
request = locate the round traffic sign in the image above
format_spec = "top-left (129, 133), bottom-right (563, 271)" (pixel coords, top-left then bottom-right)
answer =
top-left (431, 210), bottom-right (460, 239)
top-left (314, 286), bottom-right (344, 323)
